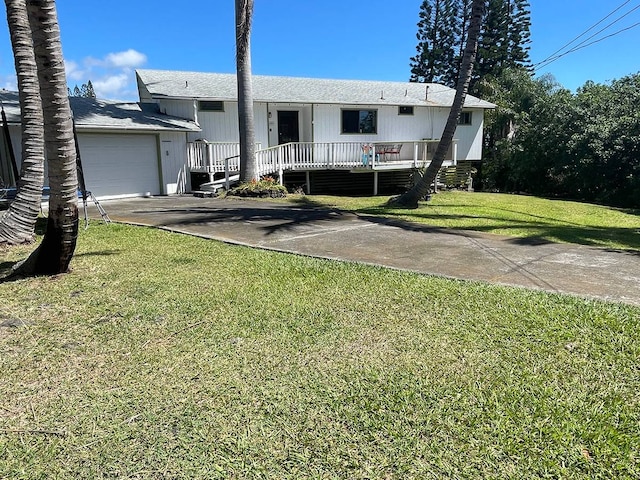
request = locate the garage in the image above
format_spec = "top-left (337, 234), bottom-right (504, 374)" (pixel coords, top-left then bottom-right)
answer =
top-left (77, 133), bottom-right (160, 199)
top-left (0, 92), bottom-right (200, 200)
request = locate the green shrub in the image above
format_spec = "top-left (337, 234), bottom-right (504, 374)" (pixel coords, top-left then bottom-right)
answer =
top-left (228, 176), bottom-right (288, 198)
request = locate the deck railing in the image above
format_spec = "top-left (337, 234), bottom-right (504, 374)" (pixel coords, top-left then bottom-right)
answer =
top-left (187, 140), bottom-right (457, 181)
top-left (187, 141), bottom-right (262, 174)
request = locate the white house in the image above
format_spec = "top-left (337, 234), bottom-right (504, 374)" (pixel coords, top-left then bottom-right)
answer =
top-left (136, 69), bottom-right (495, 195)
top-left (0, 91), bottom-right (200, 200)
top-left (1, 73), bottom-right (495, 200)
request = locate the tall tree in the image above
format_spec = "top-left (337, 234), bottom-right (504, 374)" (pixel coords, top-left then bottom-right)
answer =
top-left (13, 0), bottom-right (78, 275)
top-left (235, 0), bottom-right (258, 182)
top-left (410, 0), bottom-right (461, 87)
top-left (475, 0), bottom-right (510, 83)
top-left (68, 81), bottom-right (96, 98)
top-left (411, 0), bottom-right (531, 91)
top-left (0, 0), bottom-right (45, 246)
top-left (80, 79), bottom-right (95, 98)
top-left (393, 0), bottom-right (484, 208)
top-left (507, 0), bottom-right (532, 70)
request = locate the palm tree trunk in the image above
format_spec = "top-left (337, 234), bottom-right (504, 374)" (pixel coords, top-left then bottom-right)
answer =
top-left (0, 0), bottom-right (45, 245)
top-left (13, 0), bottom-right (78, 275)
top-left (391, 0), bottom-right (484, 209)
top-left (236, 0), bottom-right (258, 182)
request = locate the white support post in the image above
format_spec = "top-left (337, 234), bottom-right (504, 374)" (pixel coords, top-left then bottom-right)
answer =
top-left (413, 142), bottom-right (419, 168)
top-left (225, 158), bottom-right (230, 190)
top-left (373, 171), bottom-right (379, 196)
top-left (453, 142), bottom-right (458, 165)
top-left (370, 143), bottom-right (375, 169)
top-left (207, 143), bottom-right (214, 183)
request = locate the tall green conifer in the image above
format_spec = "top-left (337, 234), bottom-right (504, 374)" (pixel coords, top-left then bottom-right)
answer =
top-left (410, 0), bottom-right (461, 87)
top-left (410, 0), bottom-right (531, 88)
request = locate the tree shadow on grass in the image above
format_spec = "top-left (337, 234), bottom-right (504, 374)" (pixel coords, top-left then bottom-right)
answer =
top-left (0, 250), bottom-right (124, 283)
top-left (0, 260), bottom-right (18, 279)
top-left (120, 196), bottom-right (640, 253)
top-left (377, 211), bottom-right (639, 253)
top-left (292, 197), bottom-right (640, 254)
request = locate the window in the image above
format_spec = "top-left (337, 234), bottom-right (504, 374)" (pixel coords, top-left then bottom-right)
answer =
top-left (198, 100), bottom-right (224, 112)
top-left (458, 111), bottom-right (472, 125)
top-left (341, 109), bottom-right (377, 134)
top-left (398, 106), bottom-right (414, 115)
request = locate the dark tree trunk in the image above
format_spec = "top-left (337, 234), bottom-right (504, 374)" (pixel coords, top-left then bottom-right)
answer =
top-left (0, 0), bottom-right (45, 245)
top-left (236, 0), bottom-right (258, 182)
top-left (12, 0), bottom-right (78, 275)
top-left (391, 0), bottom-right (484, 209)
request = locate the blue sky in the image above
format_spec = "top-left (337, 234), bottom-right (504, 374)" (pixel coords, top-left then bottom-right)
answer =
top-left (0, 0), bottom-right (638, 100)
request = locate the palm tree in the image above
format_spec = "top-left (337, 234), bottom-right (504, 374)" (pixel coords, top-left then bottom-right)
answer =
top-left (0, 0), bottom-right (45, 245)
top-left (13, 0), bottom-right (78, 274)
top-left (392, 0), bottom-right (485, 208)
top-left (235, 0), bottom-right (258, 182)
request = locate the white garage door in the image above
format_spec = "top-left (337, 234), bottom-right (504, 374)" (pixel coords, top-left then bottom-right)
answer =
top-left (77, 134), bottom-right (160, 199)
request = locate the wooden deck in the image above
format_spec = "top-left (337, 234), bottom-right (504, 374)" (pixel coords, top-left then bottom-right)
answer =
top-left (187, 140), bottom-right (457, 180)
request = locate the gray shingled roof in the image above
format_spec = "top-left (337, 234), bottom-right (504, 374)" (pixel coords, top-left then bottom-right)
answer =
top-left (0, 91), bottom-right (200, 132)
top-left (136, 69), bottom-right (495, 109)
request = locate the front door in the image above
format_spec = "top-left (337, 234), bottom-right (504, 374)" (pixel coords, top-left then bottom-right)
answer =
top-left (277, 111), bottom-right (300, 144)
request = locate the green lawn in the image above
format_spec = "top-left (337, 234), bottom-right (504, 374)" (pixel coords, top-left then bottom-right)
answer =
top-left (1, 223), bottom-right (638, 478)
top-left (284, 191), bottom-right (640, 251)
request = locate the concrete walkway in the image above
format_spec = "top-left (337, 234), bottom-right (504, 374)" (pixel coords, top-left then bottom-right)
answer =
top-left (90, 196), bottom-right (640, 307)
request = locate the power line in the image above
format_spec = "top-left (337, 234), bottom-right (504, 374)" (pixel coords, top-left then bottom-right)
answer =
top-left (533, 1), bottom-right (640, 70)
top-left (535, 20), bottom-right (640, 71)
top-left (535, 0), bottom-right (632, 66)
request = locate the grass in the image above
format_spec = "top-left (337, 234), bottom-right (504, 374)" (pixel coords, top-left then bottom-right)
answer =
top-left (1, 223), bottom-right (639, 478)
top-left (281, 191), bottom-right (640, 251)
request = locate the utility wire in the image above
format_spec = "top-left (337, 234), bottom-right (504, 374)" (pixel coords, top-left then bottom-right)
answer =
top-left (535, 20), bottom-right (640, 71)
top-left (537, 3), bottom-right (640, 68)
top-left (535, 0), bottom-right (632, 66)
top-left (534, 1), bottom-right (640, 70)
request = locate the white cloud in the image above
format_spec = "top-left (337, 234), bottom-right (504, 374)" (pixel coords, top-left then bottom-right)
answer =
top-left (65, 60), bottom-right (85, 81)
top-left (63, 49), bottom-right (148, 100)
top-left (1, 75), bottom-right (17, 92)
top-left (92, 74), bottom-right (130, 97)
top-left (104, 49), bottom-right (147, 69)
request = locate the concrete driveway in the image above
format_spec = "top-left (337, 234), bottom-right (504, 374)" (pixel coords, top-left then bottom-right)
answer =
top-left (90, 196), bottom-right (640, 307)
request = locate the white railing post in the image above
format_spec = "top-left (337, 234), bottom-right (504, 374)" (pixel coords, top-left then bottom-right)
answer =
top-left (207, 143), bottom-right (214, 171)
top-left (324, 143), bottom-right (331, 169)
top-left (370, 143), bottom-right (375, 169)
top-left (207, 146), bottom-right (214, 183)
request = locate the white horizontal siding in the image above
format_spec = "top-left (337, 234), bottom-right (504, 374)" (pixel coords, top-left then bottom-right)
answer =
top-left (160, 132), bottom-right (189, 194)
top-left (188, 101), bottom-right (268, 149)
top-left (454, 109), bottom-right (484, 161)
top-left (152, 98), bottom-right (486, 162)
top-left (158, 99), bottom-right (195, 120)
top-left (313, 104), bottom-right (441, 143)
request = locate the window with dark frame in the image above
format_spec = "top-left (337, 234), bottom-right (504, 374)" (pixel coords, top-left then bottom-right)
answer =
top-left (398, 106), bottom-right (414, 115)
top-left (458, 111), bottom-right (472, 125)
top-left (341, 109), bottom-right (377, 134)
top-left (198, 100), bottom-right (225, 112)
